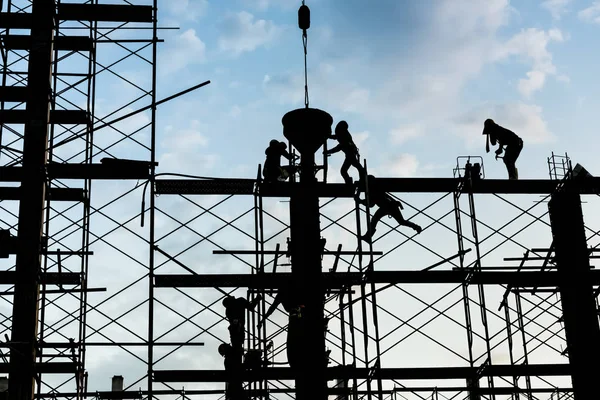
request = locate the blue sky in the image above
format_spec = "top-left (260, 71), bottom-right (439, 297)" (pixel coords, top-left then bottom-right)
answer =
top-left (3, 0), bottom-right (599, 395)
top-left (152, 0), bottom-right (600, 182)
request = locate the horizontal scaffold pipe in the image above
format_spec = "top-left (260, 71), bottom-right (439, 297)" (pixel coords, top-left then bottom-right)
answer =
top-left (153, 178), bottom-right (600, 196)
top-left (153, 270), bottom-right (600, 288)
top-left (153, 363), bottom-right (570, 383)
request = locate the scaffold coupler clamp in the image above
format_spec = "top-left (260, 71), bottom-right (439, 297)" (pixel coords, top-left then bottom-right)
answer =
top-left (290, 305), bottom-right (304, 319)
top-left (475, 358), bottom-right (490, 379)
top-left (465, 268), bottom-right (475, 285)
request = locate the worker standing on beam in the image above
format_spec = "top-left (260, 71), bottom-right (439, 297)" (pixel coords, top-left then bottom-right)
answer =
top-left (218, 343), bottom-right (247, 400)
top-left (356, 175), bottom-right (422, 244)
top-left (324, 121), bottom-right (366, 185)
top-left (263, 139), bottom-right (299, 183)
top-left (222, 295), bottom-right (262, 353)
top-left (482, 119), bottom-right (523, 180)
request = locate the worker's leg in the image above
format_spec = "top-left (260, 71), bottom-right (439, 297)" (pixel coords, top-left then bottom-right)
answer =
top-left (286, 315), bottom-right (303, 371)
top-left (389, 205), bottom-right (422, 234)
top-left (503, 151), bottom-right (517, 180)
top-left (228, 323), bottom-right (245, 356)
top-left (263, 165), bottom-right (280, 183)
top-left (349, 154), bottom-right (366, 181)
top-left (360, 207), bottom-right (385, 243)
top-left (340, 158), bottom-right (353, 184)
top-left (503, 141), bottom-right (523, 180)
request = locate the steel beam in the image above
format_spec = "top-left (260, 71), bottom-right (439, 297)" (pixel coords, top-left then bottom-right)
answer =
top-left (0, 35), bottom-right (93, 52)
top-left (0, 164), bottom-right (150, 182)
top-left (9, 2), bottom-right (55, 399)
top-left (549, 192), bottom-right (600, 399)
top-left (154, 270), bottom-right (600, 288)
top-left (0, 110), bottom-right (89, 125)
top-left (154, 178), bottom-right (600, 197)
top-left (0, 363), bottom-right (76, 374)
top-left (0, 272), bottom-right (79, 285)
top-left (153, 363), bottom-right (570, 382)
top-left (57, 4), bottom-right (153, 23)
top-left (0, 187), bottom-right (86, 202)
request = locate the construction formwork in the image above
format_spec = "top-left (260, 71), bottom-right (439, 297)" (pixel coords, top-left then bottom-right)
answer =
top-left (1, 2), bottom-right (600, 400)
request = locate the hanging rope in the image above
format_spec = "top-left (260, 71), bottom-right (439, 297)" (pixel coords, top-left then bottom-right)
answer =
top-left (299, 1), bottom-right (310, 108)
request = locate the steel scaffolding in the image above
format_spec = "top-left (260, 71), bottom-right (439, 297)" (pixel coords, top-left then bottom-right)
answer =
top-left (1, 0), bottom-right (155, 399)
top-left (1, 2), bottom-right (600, 400)
top-left (152, 160), bottom-right (600, 399)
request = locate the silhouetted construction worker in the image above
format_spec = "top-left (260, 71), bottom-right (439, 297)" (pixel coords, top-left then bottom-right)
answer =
top-left (325, 121), bottom-right (366, 185)
top-left (257, 286), bottom-right (300, 329)
top-left (263, 139), bottom-right (298, 183)
top-left (257, 284), bottom-right (306, 370)
top-left (218, 343), bottom-right (247, 400)
top-left (222, 295), bottom-right (262, 351)
top-left (482, 119), bottom-right (523, 180)
top-left (356, 175), bottom-right (422, 244)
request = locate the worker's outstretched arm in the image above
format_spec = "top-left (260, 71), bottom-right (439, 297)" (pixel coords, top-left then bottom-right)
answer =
top-left (325, 144), bottom-right (342, 155)
top-left (257, 295), bottom-right (281, 328)
top-left (248, 295), bottom-right (262, 310)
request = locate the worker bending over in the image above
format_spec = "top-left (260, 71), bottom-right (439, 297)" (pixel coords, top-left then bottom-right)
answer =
top-left (482, 119), bottom-right (523, 180)
top-left (356, 175), bottom-right (422, 244)
top-left (325, 121), bottom-right (366, 185)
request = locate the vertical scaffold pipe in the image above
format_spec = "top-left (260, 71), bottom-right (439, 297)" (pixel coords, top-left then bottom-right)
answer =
top-left (282, 107), bottom-right (333, 400)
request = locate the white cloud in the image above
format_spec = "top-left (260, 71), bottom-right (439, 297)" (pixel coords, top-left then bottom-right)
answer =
top-left (262, 63), bottom-right (370, 114)
top-left (352, 131), bottom-right (370, 147)
top-left (244, 0), bottom-right (306, 11)
top-left (164, 0), bottom-right (208, 21)
top-left (389, 125), bottom-right (423, 145)
top-left (579, 1), bottom-right (600, 23)
top-left (453, 102), bottom-right (555, 149)
top-left (228, 105), bottom-right (242, 118)
top-left (161, 120), bottom-right (209, 152)
top-left (159, 28), bottom-right (206, 76)
top-left (382, 154), bottom-right (420, 177)
top-left (217, 11), bottom-right (283, 56)
top-left (492, 28), bottom-right (565, 97)
top-left (541, 0), bottom-right (573, 19)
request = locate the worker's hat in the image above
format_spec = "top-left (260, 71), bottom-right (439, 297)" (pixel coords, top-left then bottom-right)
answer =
top-left (483, 119), bottom-right (495, 132)
top-left (335, 120), bottom-right (348, 133)
top-left (482, 119), bottom-right (495, 153)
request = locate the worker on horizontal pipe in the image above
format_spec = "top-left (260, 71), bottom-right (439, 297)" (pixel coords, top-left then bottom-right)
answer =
top-left (325, 121), bottom-right (366, 185)
top-left (218, 343), bottom-right (247, 400)
top-left (263, 139), bottom-right (299, 183)
top-left (356, 175), bottom-right (422, 244)
top-left (223, 295), bottom-right (262, 352)
top-left (482, 119), bottom-right (523, 180)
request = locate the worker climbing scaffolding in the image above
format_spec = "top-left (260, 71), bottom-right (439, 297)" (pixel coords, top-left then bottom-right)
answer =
top-left (325, 120), bottom-right (366, 185)
top-left (222, 295), bottom-right (262, 352)
top-left (482, 118), bottom-right (523, 180)
top-left (356, 175), bottom-right (422, 244)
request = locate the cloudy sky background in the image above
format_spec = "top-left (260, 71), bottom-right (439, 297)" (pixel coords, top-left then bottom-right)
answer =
top-left (3, 0), bottom-right (600, 398)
